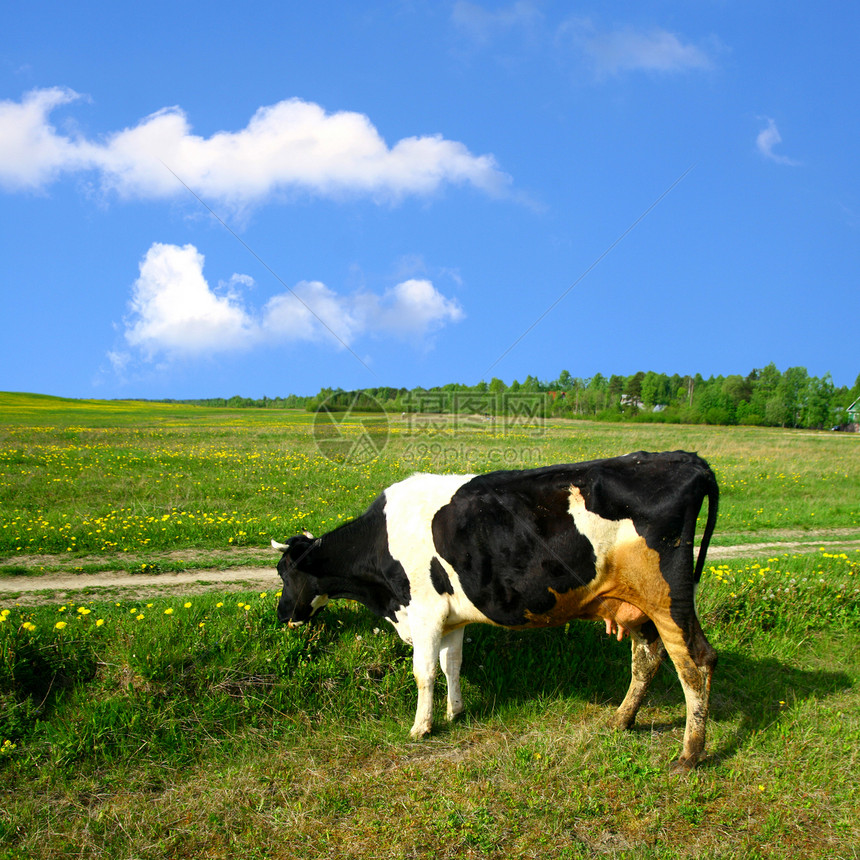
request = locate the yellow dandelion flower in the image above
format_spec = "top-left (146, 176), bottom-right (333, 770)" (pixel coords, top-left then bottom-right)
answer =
top-left (96, 619), bottom-right (105, 627)
top-left (216, 602), bottom-right (224, 608)
top-left (136, 614), bottom-right (144, 621)
top-left (164, 608), bottom-right (174, 615)
top-left (184, 602), bottom-right (192, 609)
top-left (55, 621), bottom-right (67, 630)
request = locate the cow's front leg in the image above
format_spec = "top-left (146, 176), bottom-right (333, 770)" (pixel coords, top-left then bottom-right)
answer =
top-left (439, 627), bottom-right (465, 722)
top-left (409, 625), bottom-right (443, 739)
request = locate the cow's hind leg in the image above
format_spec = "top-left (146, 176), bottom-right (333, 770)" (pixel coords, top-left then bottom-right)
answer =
top-left (657, 613), bottom-right (717, 771)
top-left (439, 627), bottom-right (465, 722)
top-left (610, 620), bottom-right (665, 731)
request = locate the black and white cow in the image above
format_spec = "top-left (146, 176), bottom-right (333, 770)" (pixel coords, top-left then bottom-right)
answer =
top-left (273, 450), bottom-right (719, 770)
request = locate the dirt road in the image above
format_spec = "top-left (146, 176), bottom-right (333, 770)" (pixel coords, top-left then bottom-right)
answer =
top-left (0, 567), bottom-right (278, 604)
top-left (2, 534), bottom-right (858, 604)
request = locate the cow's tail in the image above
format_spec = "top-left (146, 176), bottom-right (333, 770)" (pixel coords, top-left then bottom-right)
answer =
top-left (693, 465), bottom-right (719, 584)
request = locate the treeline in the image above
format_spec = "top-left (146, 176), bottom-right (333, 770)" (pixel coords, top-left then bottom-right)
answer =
top-left (178, 364), bottom-right (860, 430)
top-left (175, 394), bottom-right (308, 410)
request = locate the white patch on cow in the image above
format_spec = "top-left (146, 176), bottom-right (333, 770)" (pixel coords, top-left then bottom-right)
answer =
top-left (567, 486), bottom-right (640, 573)
top-left (383, 472), bottom-right (495, 640)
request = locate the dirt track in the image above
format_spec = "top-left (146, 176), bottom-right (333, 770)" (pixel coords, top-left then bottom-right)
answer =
top-left (0, 567), bottom-right (277, 604)
top-left (2, 535), bottom-right (859, 604)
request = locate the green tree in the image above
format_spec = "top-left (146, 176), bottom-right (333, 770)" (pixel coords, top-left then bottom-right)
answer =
top-left (625, 371), bottom-right (645, 401)
top-left (607, 375), bottom-right (624, 404)
top-left (641, 371), bottom-right (670, 407)
top-left (554, 369), bottom-right (574, 391)
top-left (722, 374), bottom-right (752, 405)
top-left (802, 373), bottom-right (835, 428)
top-left (766, 367), bottom-right (808, 427)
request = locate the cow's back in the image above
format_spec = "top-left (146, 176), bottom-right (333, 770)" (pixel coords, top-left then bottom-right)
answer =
top-left (429, 452), bottom-right (714, 628)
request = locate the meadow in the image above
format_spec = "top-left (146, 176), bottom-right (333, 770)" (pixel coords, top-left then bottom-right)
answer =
top-left (0, 392), bottom-right (858, 859)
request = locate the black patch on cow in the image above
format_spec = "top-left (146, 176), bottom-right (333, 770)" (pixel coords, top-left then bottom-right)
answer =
top-left (293, 493), bottom-right (411, 622)
top-left (430, 556), bottom-right (454, 595)
top-left (431, 469), bottom-right (599, 627)
top-left (431, 452), bottom-right (717, 630)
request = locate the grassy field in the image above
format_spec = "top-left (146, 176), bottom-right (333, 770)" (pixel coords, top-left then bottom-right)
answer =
top-left (1, 392), bottom-right (859, 859)
top-left (1, 391), bottom-right (858, 569)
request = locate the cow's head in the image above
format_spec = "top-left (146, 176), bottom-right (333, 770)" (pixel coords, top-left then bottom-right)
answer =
top-left (271, 532), bottom-right (329, 627)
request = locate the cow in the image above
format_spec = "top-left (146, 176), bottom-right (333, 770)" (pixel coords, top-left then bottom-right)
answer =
top-left (272, 450), bottom-right (719, 771)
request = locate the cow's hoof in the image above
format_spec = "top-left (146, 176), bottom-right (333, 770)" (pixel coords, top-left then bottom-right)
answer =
top-left (409, 725), bottom-right (431, 740)
top-left (608, 712), bottom-right (635, 732)
top-left (669, 756), bottom-right (698, 774)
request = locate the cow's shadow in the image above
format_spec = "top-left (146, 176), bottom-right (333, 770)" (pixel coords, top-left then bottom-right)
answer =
top-left (321, 607), bottom-right (851, 766)
top-left (449, 622), bottom-right (850, 766)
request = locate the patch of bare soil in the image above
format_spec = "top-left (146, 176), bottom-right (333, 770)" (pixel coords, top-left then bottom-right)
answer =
top-left (2, 534), bottom-right (858, 605)
top-left (0, 567), bottom-right (278, 605)
top-left (709, 529), bottom-right (860, 560)
top-left (0, 547), bottom-right (280, 604)
top-left (0, 547), bottom-right (269, 574)
top-left (709, 539), bottom-right (860, 559)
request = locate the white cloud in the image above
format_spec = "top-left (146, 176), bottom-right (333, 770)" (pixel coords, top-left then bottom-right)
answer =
top-left (555, 19), bottom-right (713, 77)
top-left (261, 281), bottom-right (364, 347)
top-left (0, 87), bottom-right (94, 190)
top-left (756, 117), bottom-right (800, 166)
top-left (453, 8), bottom-right (717, 79)
top-left (124, 243), bottom-right (256, 358)
top-left (119, 243), bottom-right (464, 363)
top-left (374, 278), bottom-right (465, 335)
top-left (452, 6), bottom-right (716, 78)
top-left (582, 26), bottom-right (713, 75)
top-left (0, 89), bottom-right (510, 205)
top-left (452, 1), bottom-right (543, 44)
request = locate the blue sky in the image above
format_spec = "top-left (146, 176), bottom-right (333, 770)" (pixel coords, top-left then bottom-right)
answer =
top-left (2, 1), bottom-right (858, 399)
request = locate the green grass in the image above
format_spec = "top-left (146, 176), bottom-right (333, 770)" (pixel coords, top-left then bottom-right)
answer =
top-left (0, 552), bottom-right (858, 858)
top-left (0, 391), bottom-right (859, 858)
top-left (2, 391), bottom-right (858, 562)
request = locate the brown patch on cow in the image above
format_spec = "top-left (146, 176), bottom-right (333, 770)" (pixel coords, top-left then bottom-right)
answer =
top-left (522, 529), bottom-right (667, 630)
